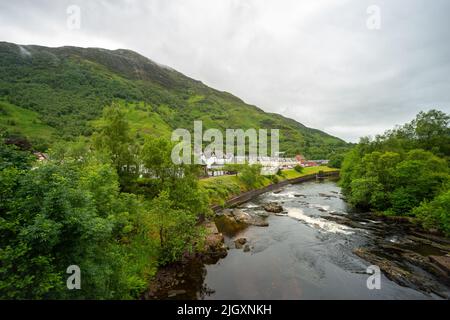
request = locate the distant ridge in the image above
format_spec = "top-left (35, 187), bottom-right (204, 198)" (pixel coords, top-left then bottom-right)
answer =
top-left (0, 42), bottom-right (349, 157)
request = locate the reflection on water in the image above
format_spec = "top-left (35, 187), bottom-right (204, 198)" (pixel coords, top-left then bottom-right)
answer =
top-left (200, 179), bottom-right (444, 300)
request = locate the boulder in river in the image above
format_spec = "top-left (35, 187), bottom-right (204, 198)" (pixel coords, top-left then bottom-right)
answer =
top-left (353, 247), bottom-right (449, 298)
top-left (429, 255), bottom-right (450, 277)
top-left (263, 202), bottom-right (284, 213)
top-left (167, 289), bottom-right (186, 298)
top-left (234, 238), bottom-right (247, 249)
top-left (203, 221), bottom-right (227, 259)
top-left (232, 209), bottom-right (252, 223)
top-left (219, 209), bottom-right (269, 233)
top-left (243, 244), bottom-right (251, 252)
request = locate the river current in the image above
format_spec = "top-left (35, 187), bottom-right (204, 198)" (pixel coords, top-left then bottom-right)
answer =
top-left (162, 179), bottom-right (449, 299)
top-left (198, 181), bottom-right (446, 299)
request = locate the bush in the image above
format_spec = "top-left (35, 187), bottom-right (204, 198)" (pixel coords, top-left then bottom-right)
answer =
top-left (269, 175), bottom-right (280, 184)
top-left (0, 160), bottom-right (144, 299)
top-left (294, 165), bottom-right (303, 173)
top-left (239, 164), bottom-right (264, 189)
top-left (413, 189), bottom-right (450, 237)
top-left (328, 153), bottom-right (344, 168)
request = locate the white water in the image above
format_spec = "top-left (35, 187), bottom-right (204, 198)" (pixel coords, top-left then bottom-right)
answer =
top-left (286, 207), bottom-right (354, 235)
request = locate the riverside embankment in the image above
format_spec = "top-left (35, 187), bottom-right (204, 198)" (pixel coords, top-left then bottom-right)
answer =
top-left (146, 171), bottom-right (450, 299)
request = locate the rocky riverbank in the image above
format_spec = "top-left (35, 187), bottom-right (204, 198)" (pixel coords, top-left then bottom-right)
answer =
top-left (144, 221), bottom-right (227, 299)
top-left (321, 210), bottom-right (450, 298)
top-left (145, 177), bottom-right (449, 299)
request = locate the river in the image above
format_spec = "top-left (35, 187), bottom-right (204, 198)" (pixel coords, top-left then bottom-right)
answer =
top-left (150, 178), bottom-right (450, 300)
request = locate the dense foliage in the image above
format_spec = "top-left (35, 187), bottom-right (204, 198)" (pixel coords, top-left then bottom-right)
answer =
top-left (0, 105), bottom-right (209, 299)
top-left (0, 42), bottom-right (349, 158)
top-left (340, 110), bottom-right (450, 236)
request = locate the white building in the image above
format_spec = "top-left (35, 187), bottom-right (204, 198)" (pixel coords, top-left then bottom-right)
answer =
top-left (200, 153), bottom-right (302, 176)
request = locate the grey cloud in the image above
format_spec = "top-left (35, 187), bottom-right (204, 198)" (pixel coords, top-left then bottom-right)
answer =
top-left (0, 0), bottom-right (449, 141)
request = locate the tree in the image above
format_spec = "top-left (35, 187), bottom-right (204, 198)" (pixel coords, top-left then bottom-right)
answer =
top-left (327, 153), bottom-right (344, 168)
top-left (92, 103), bottom-right (138, 187)
top-left (0, 157), bottom-right (147, 299)
top-left (239, 164), bottom-right (264, 189)
top-left (148, 191), bottom-right (198, 264)
top-left (413, 188), bottom-right (450, 237)
top-left (339, 110), bottom-right (450, 235)
top-left (0, 139), bottom-right (33, 170)
top-left (139, 136), bottom-right (209, 263)
top-left (413, 110), bottom-right (450, 156)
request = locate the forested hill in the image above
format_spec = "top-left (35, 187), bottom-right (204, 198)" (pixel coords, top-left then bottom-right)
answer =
top-left (0, 41), bottom-right (348, 157)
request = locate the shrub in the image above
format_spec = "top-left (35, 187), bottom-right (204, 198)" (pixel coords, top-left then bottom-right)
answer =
top-left (239, 164), bottom-right (264, 189)
top-left (413, 189), bottom-right (450, 237)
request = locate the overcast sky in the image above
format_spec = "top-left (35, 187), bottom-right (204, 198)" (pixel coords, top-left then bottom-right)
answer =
top-left (1, 0), bottom-right (449, 141)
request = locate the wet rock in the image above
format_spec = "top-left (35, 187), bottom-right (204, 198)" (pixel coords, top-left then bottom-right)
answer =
top-left (294, 194), bottom-right (306, 198)
top-left (250, 219), bottom-right (269, 227)
top-left (328, 211), bottom-right (347, 217)
top-left (319, 192), bottom-right (335, 198)
top-left (429, 255), bottom-right (450, 277)
top-left (232, 209), bottom-right (252, 222)
top-left (214, 214), bottom-right (248, 236)
top-left (409, 231), bottom-right (450, 246)
top-left (234, 238), bottom-right (247, 249)
top-left (322, 215), bottom-right (366, 229)
top-left (263, 202), bottom-right (284, 213)
top-left (223, 209), bottom-right (269, 227)
top-left (243, 244), bottom-right (251, 252)
top-left (203, 221), bottom-right (227, 260)
top-left (353, 247), bottom-right (449, 298)
top-left (256, 211), bottom-right (270, 218)
top-left (168, 289), bottom-right (186, 298)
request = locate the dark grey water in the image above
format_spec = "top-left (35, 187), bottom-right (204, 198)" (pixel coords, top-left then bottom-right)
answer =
top-left (199, 179), bottom-right (442, 300)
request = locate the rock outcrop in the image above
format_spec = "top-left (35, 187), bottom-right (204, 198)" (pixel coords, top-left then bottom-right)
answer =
top-left (203, 221), bottom-right (227, 261)
top-left (234, 238), bottom-right (247, 249)
top-left (221, 209), bottom-right (269, 227)
top-left (262, 202), bottom-right (284, 213)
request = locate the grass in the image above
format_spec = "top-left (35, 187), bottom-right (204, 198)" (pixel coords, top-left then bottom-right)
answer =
top-left (0, 100), bottom-right (56, 142)
top-left (90, 100), bottom-right (173, 140)
top-left (200, 166), bottom-right (338, 206)
top-left (281, 166), bottom-right (337, 179)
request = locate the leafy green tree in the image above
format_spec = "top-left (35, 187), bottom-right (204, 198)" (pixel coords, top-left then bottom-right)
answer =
top-left (0, 139), bottom-right (33, 170)
top-left (140, 136), bottom-right (209, 263)
top-left (0, 157), bottom-right (148, 299)
top-left (92, 103), bottom-right (139, 187)
top-left (413, 188), bottom-right (450, 237)
top-left (148, 191), bottom-right (198, 264)
top-left (412, 110), bottom-right (450, 156)
top-left (340, 110), bottom-right (450, 235)
top-left (327, 153), bottom-right (343, 168)
top-left (239, 164), bottom-right (265, 189)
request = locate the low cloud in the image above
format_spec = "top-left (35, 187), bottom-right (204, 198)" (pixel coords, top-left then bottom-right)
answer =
top-left (1, 0), bottom-right (449, 141)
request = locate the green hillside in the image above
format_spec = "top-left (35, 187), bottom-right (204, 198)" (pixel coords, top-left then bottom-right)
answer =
top-left (0, 42), bottom-right (348, 157)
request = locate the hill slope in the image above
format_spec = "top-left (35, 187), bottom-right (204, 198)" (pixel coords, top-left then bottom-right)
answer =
top-left (0, 42), bottom-right (348, 157)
